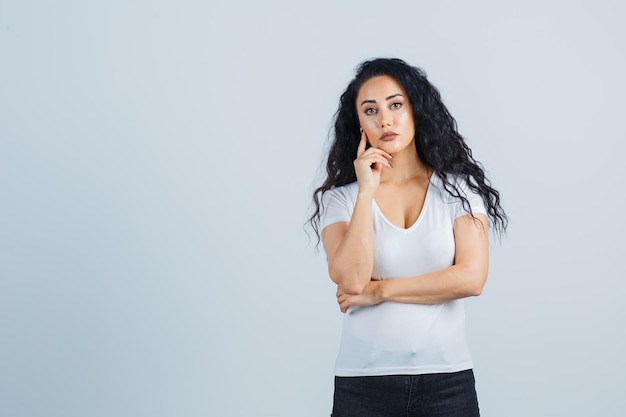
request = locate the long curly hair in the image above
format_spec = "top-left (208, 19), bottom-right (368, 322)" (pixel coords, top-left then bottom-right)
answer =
top-left (309, 57), bottom-right (507, 243)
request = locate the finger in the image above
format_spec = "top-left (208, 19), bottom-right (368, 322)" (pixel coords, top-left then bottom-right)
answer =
top-left (361, 148), bottom-right (393, 160)
top-left (373, 158), bottom-right (393, 169)
top-left (358, 152), bottom-right (391, 164)
top-left (359, 155), bottom-right (393, 170)
top-left (357, 155), bottom-right (393, 169)
top-left (339, 299), bottom-right (348, 313)
top-left (357, 132), bottom-right (367, 158)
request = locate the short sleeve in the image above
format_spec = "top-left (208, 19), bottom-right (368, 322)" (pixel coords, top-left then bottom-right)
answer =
top-left (319, 186), bottom-right (354, 230)
top-left (453, 177), bottom-right (487, 220)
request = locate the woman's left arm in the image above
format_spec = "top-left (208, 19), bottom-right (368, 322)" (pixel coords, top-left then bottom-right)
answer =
top-left (336, 213), bottom-right (489, 313)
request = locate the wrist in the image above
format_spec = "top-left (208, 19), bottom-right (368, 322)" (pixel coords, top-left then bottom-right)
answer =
top-left (356, 189), bottom-right (375, 201)
top-left (373, 280), bottom-right (387, 302)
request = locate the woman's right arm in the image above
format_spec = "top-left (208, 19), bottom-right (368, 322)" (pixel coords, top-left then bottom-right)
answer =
top-left (321, 191), bottom-right (375, 295)
top-left (321, 134), bottom-right (392, 295)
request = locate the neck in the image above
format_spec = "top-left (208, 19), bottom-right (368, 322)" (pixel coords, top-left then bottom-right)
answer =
top-left (380, 146), bottom-right (429, 184)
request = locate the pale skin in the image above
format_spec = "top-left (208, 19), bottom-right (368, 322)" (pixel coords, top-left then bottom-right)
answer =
top-left (321, 75), bottom-right (489, 313)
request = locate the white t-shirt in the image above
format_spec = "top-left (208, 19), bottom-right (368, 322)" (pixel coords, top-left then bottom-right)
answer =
top-left (320, 173), bottom-right (487, 377)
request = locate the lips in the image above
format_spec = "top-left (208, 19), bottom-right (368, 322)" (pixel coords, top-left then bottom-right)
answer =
top-left (379, 132), bottom-right (398, 141)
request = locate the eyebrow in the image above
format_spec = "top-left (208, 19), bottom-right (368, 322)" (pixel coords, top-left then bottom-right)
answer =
top-left (360, 93), bottom-right (404, 106)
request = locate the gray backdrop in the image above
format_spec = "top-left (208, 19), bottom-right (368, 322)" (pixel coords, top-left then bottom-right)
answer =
top-left (1, 1), bottom-right (625, 416)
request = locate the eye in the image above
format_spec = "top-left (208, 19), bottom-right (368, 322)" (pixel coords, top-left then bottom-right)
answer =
top-left (390, 102), bottom-right (402, 110)
top-left (364, 107), bottom-right (377, 115)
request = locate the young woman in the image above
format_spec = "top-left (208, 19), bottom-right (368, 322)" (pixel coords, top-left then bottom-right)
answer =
top-left (309, 58), bottom-right (507, 417)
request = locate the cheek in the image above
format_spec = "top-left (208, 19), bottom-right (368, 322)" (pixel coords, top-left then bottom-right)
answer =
top-left (399, 111), bottom-right (415, 131)
top-left (360, 116), bottom-right (378, 129)
top-left (398, 110), bottom-right (413, 123)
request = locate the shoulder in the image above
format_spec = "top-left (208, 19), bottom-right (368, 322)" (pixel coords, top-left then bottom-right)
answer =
top-left (322, 181), bottom-right (359, 205)
top-left (319, 182), bottom-right (358, 230)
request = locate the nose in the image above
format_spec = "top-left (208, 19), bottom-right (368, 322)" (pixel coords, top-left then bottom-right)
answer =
top-left (379, 108), bottom-right (392, 127)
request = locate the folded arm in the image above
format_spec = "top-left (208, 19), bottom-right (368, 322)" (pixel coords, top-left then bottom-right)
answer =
top-left (322, 192), bottom-right (376, 295)
top-left (336, 213), bottom-right (489, 312)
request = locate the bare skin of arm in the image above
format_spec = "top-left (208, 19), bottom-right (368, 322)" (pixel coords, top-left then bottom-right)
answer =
top-left (322, 133), bottom-right (392, 295)
top-left (335, 213), bottom-right (489, 313)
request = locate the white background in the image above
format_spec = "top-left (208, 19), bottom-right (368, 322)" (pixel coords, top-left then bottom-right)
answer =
top-left (1, 1), bottom-right (625, 416)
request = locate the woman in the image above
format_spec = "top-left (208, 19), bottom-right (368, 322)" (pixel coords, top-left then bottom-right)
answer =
top-left (309, 58), bottom-right (507, 417)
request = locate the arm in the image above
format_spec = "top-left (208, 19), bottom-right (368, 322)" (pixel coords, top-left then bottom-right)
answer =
top-left (336, 213), bottom-right (489, 312)
top-left (322, 192), bottom-right (374, 295)
top-left (322, 133), bottom-right (392, 295)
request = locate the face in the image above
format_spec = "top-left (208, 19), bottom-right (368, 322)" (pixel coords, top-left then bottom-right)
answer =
top-left (356, 75), bottom-right (415, 155)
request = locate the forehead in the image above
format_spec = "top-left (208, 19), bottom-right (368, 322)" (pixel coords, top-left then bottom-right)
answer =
top-left (357, 75), bottom-right (406, 100)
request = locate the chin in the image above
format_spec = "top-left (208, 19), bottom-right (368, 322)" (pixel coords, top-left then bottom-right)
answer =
top-left (381, 140), bottom-right (409, 154)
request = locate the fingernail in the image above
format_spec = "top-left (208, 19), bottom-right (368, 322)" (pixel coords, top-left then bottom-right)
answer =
top-left (389, 163), bottom-right (393, 168)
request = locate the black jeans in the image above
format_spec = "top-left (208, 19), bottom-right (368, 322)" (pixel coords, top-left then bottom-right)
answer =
top-left (331, 369), bottom-right (480, 417)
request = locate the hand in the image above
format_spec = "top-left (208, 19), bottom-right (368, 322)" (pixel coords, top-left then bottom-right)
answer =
top-left (353, 131), bottom-right (392, 195)
top-left (336, 279), bottom-right (384, 313)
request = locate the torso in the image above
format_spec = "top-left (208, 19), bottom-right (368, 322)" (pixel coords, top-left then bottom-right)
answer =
top-left (373, 171), bottom-right (431, 229)
top-left (321, 173), bottom-right (479, 376)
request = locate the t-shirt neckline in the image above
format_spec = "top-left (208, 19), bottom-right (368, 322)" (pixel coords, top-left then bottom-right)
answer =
top-left (371, 172), bottom-right (435, 231)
